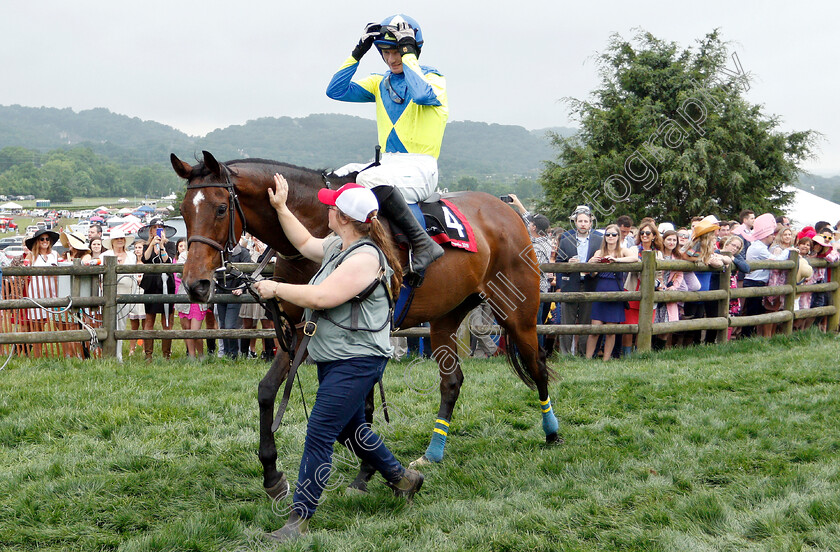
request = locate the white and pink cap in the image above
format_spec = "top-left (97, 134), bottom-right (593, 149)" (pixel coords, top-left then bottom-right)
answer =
top-left (317, 183), bottom-right (379, 223)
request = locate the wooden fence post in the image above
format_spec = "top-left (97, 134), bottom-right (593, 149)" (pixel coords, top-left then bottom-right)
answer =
top-left (101, 256), bottom-right (118, 358)
top-left (829, 259), bottom-right (840, 333)
top-left (637, 251), bottom-right (656, 352)
top-left (781, 251), bottom-right (798, 335)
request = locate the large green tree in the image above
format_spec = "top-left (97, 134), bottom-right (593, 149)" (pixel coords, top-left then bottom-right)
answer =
top-left (540, 30), bottom-right (816, 225)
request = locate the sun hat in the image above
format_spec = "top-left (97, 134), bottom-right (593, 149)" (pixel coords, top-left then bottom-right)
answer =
top-left (59, 231), bottom-right (91, 252)
top-left (689, 215), bottom-right (720, 242)
top-left (796, 226), bottom-right (816, 241)
top-left (137, 217), bottom-right (177, 240)
top-left (25, 228), bottom-right (60, 251)
top-left (658, 222), bottom-right (675, 234)
top-left (796, 256), bottom-right (814, 284)
top-left (811, 234), bottom-right (831, 247)
top-left (102, 228), bottom-right (135, 250)
top-left (317, 183), bottom-right (378, 223)
top-left (750, 213), bottom-right (778, 241)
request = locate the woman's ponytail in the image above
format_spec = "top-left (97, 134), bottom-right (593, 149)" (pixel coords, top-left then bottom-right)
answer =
top-left (368, 215), bottom-right (403, 297)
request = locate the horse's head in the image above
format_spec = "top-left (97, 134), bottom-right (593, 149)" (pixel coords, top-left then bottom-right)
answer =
top-left (171, 150), bottom-right (244, 303)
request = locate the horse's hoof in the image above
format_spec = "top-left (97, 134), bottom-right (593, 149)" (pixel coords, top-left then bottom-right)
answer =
top-left (409, 455), bottom-right (432, 469)
top-left (264, 473), bottom-right (290, 501)
top-left (545, 432), bottom-right (565, 446)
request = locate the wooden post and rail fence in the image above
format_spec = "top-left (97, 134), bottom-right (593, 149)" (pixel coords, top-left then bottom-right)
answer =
top-left (0, 252), bottom-right (838, 358)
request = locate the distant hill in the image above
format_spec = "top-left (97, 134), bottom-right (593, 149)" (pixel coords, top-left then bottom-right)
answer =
top-left (0, 105), bottom-right (576, 185)
top-left (796, 173), bottom-right (840, 204)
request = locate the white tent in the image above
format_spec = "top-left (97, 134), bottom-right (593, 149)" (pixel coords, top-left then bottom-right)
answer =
top-left (0, 201), bottom-right (23, 210)
top-left (784, 186), bottom-right (840, 228)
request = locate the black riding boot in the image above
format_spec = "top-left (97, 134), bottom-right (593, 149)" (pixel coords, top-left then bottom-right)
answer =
top-left (372, 185), bottom-right (444, 287)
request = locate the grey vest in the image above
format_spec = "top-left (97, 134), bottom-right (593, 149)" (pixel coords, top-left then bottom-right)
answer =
top-left (305, 236), bottom-right (394, 362)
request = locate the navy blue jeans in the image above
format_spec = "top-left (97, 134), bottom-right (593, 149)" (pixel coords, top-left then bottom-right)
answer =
top-left (292, 356), bottom-right (404, 519)
top-left (215, 301), bottom-right (241, 358)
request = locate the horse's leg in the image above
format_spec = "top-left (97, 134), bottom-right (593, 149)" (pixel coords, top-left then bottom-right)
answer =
top-left (485, 282), bottom-right (562, 445)
top-left (412, 308), bottom-right (471, 466)
top-left (258, 350), bottom-right (292, 501)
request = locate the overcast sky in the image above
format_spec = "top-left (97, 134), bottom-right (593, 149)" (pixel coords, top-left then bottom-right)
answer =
top-left (2, 0), bottom-right (838, 176)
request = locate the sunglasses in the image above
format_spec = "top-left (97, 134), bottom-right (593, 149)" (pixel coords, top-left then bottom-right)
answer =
top-left (640, 231), bottom-right (654, 236)
top-left (604, 232), bottom-right (619, 237)
top-left (678, 234), bottom-right (690, 238)
top-left (38, 237), bottom-right (51, 242)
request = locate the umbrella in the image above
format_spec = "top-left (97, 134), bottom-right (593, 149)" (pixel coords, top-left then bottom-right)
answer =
top-left (95, 206), bottom-right (109, 213)
top-left (137, 205), bottom-right (155, 212)
top-left (112, 220), bottom-right (143, 234)
top-left (131, 210), bottom-right (146, 217)
top-left (117, 207), bottom-right (134, 215)
top-left (90, 216), bottom-right (105, 222)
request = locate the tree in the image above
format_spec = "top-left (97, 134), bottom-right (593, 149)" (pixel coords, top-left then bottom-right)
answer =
top-left (539, 30), bottom-right (817, 226)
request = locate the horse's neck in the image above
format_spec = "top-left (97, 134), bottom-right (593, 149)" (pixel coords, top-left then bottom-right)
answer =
top-left (238, 165), bottom-right (331, 252)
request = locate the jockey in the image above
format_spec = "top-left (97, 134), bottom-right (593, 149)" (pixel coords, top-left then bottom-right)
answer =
top-left (326, 14), bottom-right (447, 286)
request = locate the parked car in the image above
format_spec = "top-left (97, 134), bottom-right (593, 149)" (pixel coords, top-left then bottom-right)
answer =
top-left (166, 216), bottom-right (187, 243)
top-left (4, 246), bottom-right (26, 258)
top-left (0, 236), bottom-right (23, 250)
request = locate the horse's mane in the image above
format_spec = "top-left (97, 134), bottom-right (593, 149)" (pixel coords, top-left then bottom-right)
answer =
top-left (188, 157), bottom-right (329, 180)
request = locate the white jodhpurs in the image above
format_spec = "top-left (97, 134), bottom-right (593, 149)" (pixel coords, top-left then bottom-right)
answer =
top-left (334, 153), bottom-right (438, 204)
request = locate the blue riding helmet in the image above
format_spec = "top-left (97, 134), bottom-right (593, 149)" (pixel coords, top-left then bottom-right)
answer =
top-left (374, 14), bottom-right (424, 52)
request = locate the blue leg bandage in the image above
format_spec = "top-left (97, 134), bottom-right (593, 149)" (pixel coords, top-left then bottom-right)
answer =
top-left (424, 418), bottom-right (450, 462)
top-left (541, 397), bottom-right (559, 436)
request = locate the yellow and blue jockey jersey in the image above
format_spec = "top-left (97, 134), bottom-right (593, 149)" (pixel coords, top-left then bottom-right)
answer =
top-left (326, 54), bottom-right (448, 159)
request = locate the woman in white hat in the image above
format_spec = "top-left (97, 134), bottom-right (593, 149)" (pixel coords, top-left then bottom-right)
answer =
top-left (253, 175), bottom-right (423, 541)
top-left (102, 228), bottom-right (137, 361)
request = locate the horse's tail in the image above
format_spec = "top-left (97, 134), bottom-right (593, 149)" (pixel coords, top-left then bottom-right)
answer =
top-left (503, 339), bottom-right (557, 390)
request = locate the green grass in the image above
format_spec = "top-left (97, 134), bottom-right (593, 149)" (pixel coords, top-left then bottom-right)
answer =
top-left (1, 330), bottom-right (840, 551)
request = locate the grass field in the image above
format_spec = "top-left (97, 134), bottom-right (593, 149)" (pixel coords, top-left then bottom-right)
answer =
top-left (1, 330), bottom-right (839, 551)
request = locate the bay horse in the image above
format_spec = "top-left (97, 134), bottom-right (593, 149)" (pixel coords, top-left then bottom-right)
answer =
top-left (172, 151), bottom-right (560, 498)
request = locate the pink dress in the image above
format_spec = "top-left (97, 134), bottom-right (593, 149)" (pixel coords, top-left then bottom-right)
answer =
top-left (174, 253), bottom-right (208, 321)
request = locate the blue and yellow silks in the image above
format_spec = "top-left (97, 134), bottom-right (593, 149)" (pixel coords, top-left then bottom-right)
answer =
top-left (325, 53), bottom-right (448, 159)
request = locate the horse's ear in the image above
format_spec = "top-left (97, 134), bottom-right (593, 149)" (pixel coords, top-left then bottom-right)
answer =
top-left (170, 153), bottom-right (192, 179)
top-left (202, 151), bottom-right (222, 178)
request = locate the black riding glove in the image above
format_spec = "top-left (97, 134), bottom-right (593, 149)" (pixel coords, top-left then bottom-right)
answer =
top-left (393, 21), bottom-right (419, 57)
top-left (352, 22), bottom-right (381, 61)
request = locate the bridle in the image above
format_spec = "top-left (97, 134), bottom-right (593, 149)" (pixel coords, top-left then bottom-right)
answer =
top-left (185, 163), bottom-right (247, 267)
top-left (183, 163), bottom-right (298, 354)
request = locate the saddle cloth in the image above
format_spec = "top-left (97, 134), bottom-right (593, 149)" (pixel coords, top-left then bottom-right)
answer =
top-left (394, 198), bottom-right (478, 253)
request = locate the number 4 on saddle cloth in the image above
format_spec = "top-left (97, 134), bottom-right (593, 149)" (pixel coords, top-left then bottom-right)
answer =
top-left (388, 196), bottom-right (477, 327)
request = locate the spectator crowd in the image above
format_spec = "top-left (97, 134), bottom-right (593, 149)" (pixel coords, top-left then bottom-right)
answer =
top-left (1, 220), bottom-right (279, 362)
top-left (2, 204), bottom-right (838, 362)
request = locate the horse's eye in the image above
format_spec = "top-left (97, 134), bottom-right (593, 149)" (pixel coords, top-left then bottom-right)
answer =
top-left (216, 204), bottom-right (228, 217)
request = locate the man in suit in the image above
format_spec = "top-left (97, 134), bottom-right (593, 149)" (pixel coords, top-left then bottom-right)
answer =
top-left (555, 206), bottom-right (603, 355)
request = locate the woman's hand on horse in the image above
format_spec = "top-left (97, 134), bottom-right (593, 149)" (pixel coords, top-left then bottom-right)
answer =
top-left (269, 174), bottom-right (290, 212)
